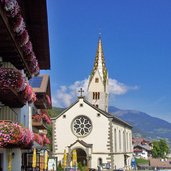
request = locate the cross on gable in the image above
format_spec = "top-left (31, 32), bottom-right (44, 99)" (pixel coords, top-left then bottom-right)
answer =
top-left (78, 88), bottom-right (84, 97)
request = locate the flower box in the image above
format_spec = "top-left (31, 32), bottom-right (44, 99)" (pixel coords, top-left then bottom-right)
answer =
top-left (0, 121), bottom-right (34, 148)
top-left (34, 94), bottom-right (52, 109)
top-left (33, 133), bottom-right (50, 146)
top-left (0, 87), bottom-right (25, 107)
top-left (0, 68), bottom-right (36, 107)
top-left (32, 111), bottom-right (51, 129)
top-left (32, 118), bottom-right (47, 130)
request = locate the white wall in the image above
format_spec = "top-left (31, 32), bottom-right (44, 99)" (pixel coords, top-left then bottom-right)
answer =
top-left (87, 71), bottom-right (108, 112)
top-left (113, 123), bottom-right (132, 154)
top-left (53, 98), bottom-right (133, 169)
top-left (53, 98), bottom-right (109, 154)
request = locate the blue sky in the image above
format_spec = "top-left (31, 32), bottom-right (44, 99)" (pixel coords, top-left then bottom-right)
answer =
top-left (43, 0), bottom-right (171, 122)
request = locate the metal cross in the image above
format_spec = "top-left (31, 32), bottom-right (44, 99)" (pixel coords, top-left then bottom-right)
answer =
top-left (78, 88), bottom-right (84, 97)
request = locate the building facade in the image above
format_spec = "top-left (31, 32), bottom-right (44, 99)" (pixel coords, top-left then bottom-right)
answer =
top-left (52, 37), bottom-right (133, 170)
top-left (0, 1), bottom-right (51, 170)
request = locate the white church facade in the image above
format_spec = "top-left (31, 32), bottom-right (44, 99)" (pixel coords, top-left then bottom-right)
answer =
top-left (52, 37), bottom-right (133, 170)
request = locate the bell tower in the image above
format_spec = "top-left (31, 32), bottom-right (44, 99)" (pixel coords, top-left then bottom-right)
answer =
top-left (87, 35), bottom-right (108, 112)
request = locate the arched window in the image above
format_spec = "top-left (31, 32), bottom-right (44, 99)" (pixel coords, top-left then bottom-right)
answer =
top-left (114, 129), bottom-right (117, 152)
top-left (93, 92), bottom-right (100, 100)
top-left (98, 158), bottom-right (103, 166)
top-left (119, 130), bottom-right (121, 151)
top-left (93, 92), bottom-right (96, 99)
top-left (123, 131), bottom-right (125, 152)
top-left (95, 78), bottom-right (99, 83)
top-left (97, 92), bottom-right (100, 99)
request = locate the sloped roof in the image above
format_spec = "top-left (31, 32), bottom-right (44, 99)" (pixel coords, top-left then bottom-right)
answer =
top-left (133, 144), bottom-right (151, 151)
top-left (150, 158), bottom-right (171, 168)
top-left (88, 36), bottom-right (108, 89)
top-left (52, 97), bottom-right (132, 128)
top-left (84, 98), bottom-right (132, 128)
top-left (68, 140), bottom-right (92, 148)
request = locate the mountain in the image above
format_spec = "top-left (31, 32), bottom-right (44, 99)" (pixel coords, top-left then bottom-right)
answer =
top-left (48, 107), bottom-right (65, 118)
top-left (109, 106), bottom-right (171, 145)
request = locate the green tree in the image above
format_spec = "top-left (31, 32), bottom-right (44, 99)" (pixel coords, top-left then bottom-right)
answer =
top-left (47, 107), bottom-right (64, 151)
top-left (48, 107), bottom-right (64, 118)
top-left (152, 139), bottom-right (169, 158)
top-left (159, 139), bottom-right (169, 158)
top-left (152, 141), bottom-right (160, 158)
top-left (47, 124), bottom-right (52, 151)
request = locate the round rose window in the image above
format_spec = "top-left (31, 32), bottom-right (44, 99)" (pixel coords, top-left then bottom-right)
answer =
top-left (72, 115), bottom-right (92, 137)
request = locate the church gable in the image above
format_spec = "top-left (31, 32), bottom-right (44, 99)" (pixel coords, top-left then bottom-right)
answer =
top-left (52, 97), bottom-right (110, 150)
top-left (68, 140), bottom-right (93, 148)
top-left (51, 99), bottom-right (79, 120)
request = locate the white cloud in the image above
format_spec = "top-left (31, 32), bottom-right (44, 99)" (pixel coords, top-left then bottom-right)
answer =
top-left (108, 78), bottom-right (138, 95)
top-left (52, 78), bottom-right (138, 107)
top-left (52, 79), bottom-right (88, 107)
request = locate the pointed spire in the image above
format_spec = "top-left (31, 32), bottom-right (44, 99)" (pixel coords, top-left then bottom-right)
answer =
top-left (89, 35), bottom-right (108, 86)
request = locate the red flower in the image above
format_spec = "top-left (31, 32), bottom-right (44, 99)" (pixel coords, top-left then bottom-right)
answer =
top-left (22, 84), bottom-right (36, 104)
top-left (24, 52), bottom-right (36, 61)
top-left (32, 114), bottom-right (42, 122)
top-left (0, 68), bottom-right (26, 92)
top-left (11, 14), bottom-right (25, 34)
top-left (0, 121), bottom-right (34, 148)
top-left (33, 133), bottom-right (43, 145)
top-left (16, 29), bottom-right (29, 47)
top-left (3, 0), bottom-right (20, 18)
top-left (43, 136), bottom-right (50, 144)
top-left (22, 41), bottom-right (33, 55)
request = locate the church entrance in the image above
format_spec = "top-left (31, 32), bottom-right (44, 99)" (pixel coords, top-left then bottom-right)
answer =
top-left (75, 148), bottom-right (87, 166)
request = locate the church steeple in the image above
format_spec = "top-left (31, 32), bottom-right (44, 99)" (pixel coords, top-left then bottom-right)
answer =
top-left (87, 35), bottom-right (109, 112)
top-left (89, 35), bottom-right (108, 89)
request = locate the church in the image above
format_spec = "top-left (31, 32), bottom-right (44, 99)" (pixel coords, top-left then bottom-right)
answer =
top-left (52, 37), bottom-right (133, 170)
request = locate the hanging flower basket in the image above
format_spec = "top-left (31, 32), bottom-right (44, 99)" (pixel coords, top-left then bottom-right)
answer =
top-left (0, 68), bottom-right (26, 93)
top-left (27, 57), bottom-right (40, 75)
top-left (2, 0), bottom-right (20, 18)
top-left (16, 29), bottom-right (29, 47)
top-left (22, 41), bottom-right (33, 55)
top-left (42, 112), bottom-right (52, 124)
top-left (24, 52), bottom-right (36, 62)
top-left (22, 84), bottom-right (37, 104)
top-left (0, 121), bottom-right (34, 148)
top-left (33, 133), bottom-right (50, 146)
top-left (11, 14), bottom-right (25, 34)
top-left (33, 133), bottom-right (43, 146)
top-left (32, 111), bottom-right (52, 125)
top-left (32, 114), bottom-right (42, 122)
top-left (43, 136), bottom-right (50, 144)
top-left (0, 68), bottom-right (36, 106)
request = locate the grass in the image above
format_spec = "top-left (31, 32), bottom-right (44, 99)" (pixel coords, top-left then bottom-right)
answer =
top-left (135, 158), bottom-right (149, 165)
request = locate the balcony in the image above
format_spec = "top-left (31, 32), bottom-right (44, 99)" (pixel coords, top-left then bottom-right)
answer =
top-left (32, 118), bottom-right (47, 130)
top-left (32, 112), bottom-right (51, 130)
top-left (34, 94), bottom-right (51, 109)
top-left (0, 87), bottom-right (26, 108)
top-left (0, 68), bottom-right (36, 107)
top-left (0, 120), bottom-right (33, 148)
top-left (29, 75), bottom-right (52, 109)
